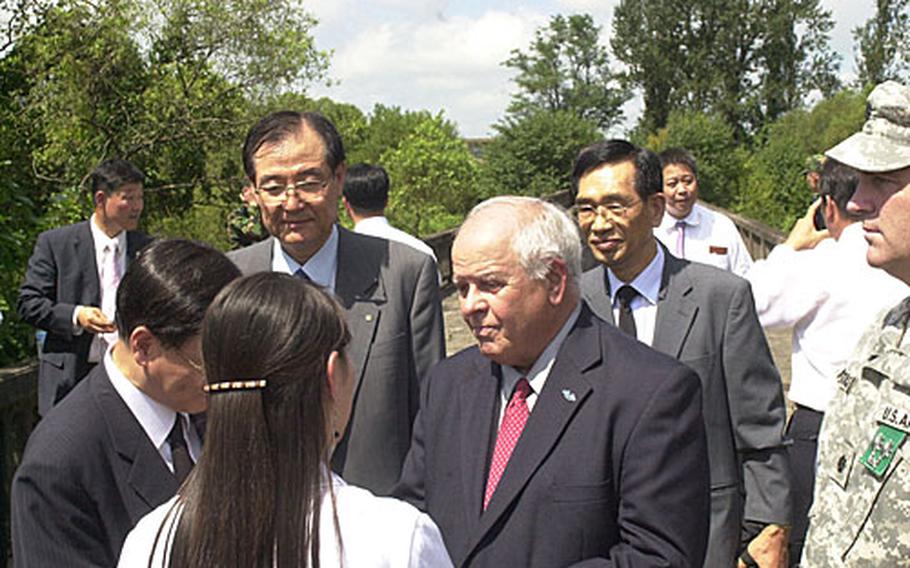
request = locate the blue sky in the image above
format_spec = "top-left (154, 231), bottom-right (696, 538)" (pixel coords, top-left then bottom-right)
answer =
top-left (305, 0), bottom-right (874, 138)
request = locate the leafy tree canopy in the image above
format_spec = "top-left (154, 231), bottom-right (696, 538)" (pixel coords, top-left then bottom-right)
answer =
top-left (503, 14), bottom-right (628, 131)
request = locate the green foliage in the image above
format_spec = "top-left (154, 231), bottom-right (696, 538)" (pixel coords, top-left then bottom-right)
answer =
top-left (355, 105), bottom-right (458, 165)
top-left (737, 89), bottom-right (866, 230)
top-left (613, 0), bottom-right (841, 136)
top-left (381, 113), bottom-right (480, 236)
top-left (0, 165), bottom-right (40, 364)
top-left (853, 0), bottom-right (910, 86)
top-left (503, 14), bottom-right (628, 131)
top-left (479, 109), bottom-right (601, 199)
top-left (645, 111), bottom-right (748, 209)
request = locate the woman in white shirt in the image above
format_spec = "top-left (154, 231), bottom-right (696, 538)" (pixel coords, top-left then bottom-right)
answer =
top-left (118, 273), bottom-right (452, 568)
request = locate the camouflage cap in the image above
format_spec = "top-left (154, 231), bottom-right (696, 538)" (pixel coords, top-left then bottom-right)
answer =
top-left (826, 81), bottom-right (910, 173)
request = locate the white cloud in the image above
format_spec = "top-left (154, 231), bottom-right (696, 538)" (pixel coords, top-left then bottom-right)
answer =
top-left (309, 8), bottom-right (549, 136)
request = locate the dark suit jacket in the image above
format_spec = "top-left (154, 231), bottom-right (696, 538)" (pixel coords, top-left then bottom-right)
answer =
top-left (394, 304), bottom-right (710, 567)
top-left (11, 364), bottom-right (179, 567)
top-left (17, 220), bottom-right (152, 415)
top-left (581, 252), bottom-right (791, 567)
top-left (227, 228), bottom-right (445, 494)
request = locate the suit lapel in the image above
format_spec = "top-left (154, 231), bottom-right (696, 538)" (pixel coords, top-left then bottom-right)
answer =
top-left (93, 367), bottom-right (178, 523)
top-left (458, 356), bottom-right (500, 531)
top-left (75, 221), bottom-right (101, 305)
top-left (334, 228), bottom-right (385, 393)
top-left (464, 308), bottom-right (600, 561)
top-left (581, 265), bottom-right (615, 325)
top-left (652, 252), bottom-right (698, 357)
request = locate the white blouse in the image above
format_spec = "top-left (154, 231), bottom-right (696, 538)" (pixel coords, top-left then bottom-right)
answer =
top-left (118, 473), bottom-right (453, 567)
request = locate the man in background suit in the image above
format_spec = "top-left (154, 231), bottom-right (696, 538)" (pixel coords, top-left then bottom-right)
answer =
top-left (18, 159), bottom-right (152, 415)
top-left (575, 140), bottom-right (791, 568)
top-left (12, 239), bottom-right (240, 567)
top-left (228, 111), bottom-right (445, 495)
top-left (394, 196), bottom-right (709, 567)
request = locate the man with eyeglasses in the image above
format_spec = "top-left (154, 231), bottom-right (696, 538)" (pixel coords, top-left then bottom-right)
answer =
top-left (655, 148), bottom-right (753, 277)
top-left (228, 111), bottom-right (445, 496)
top-left (12, 239), bottom-right (240, 567)
top-left (574, 140), bottom-right (792, 568)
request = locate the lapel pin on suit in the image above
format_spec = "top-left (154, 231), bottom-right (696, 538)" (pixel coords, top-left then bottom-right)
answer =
top-left (562, 389), bottom-right (577, 402)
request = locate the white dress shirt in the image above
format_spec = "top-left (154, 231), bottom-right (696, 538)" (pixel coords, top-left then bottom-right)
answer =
top-left (271, 224), bottom-right (339, 293)
top-left (605, 246), bottom-right (665, 346)
top-left (746, 222), bottom-right (909, 411)
top-left (75, 214), bottom-right (127, 362)
top-left (497, 304), bottom-right (581, 427)
top-left (354, 216), bottom-right (438, 262)
top-left (656, 202), bottom-right (753, 277)
top-left (117, 472), bottom-right (454, 567)
top-left (104, 347), bottom-right (201, 469)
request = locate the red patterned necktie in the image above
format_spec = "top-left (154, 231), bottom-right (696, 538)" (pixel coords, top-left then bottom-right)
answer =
top-left (484, 378), bottom-right (532, 510)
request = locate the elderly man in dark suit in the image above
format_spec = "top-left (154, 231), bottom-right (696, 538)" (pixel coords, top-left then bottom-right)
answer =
top-left (574, 139), bottom-right (791, 568)
top-left (18, 159), bottom-right (153, 415)
top-left (394, 196), bottom-right (710, 567)
top-left (11, 239), bottom-right (240, 567)
top-left (228, 111), bottom-right (445, 495)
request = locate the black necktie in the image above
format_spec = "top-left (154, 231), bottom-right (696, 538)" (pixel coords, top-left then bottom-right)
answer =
top-left (295, 268), bottom-right (312, 282)
top-left (616, 285), bottom-right (638, 338)
top-left (168, 415), bottom-right (194, 485)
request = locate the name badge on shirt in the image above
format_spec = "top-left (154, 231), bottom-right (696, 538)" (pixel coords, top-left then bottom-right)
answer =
top-left (708, 246), bottom-right (728, 255)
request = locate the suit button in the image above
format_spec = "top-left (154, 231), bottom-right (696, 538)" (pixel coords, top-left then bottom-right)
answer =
top-left (837, 455), bottom-right (847, 473)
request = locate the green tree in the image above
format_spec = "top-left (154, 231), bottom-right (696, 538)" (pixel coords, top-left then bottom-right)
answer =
top-left (0, 0), bottom-right (330, 364)
top-left (738, 89), bottom-right (866, 230)
top-left (480, 109), bottom-right (601, 199)
top-left (853, 0), bottom-right (910, 85)
top-left (503, 14), bottom-right (628, 131)
top-left (355, 104), bottom-right (458, 165)
top-left (381, 113), bottom-right (479, 236)
top-left (612, 0), bottom-right (841, 136)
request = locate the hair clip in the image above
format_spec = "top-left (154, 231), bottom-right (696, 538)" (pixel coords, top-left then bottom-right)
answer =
top-left (203, 379), bottom-right (267, 393)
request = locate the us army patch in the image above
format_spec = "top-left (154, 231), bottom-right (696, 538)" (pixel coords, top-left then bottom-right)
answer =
top-left (860, 424), bottom-right (907, 477)
top-left (837, 369), bottom-right (856, 393)
top-left (879, 404), bottom-right (910, 433)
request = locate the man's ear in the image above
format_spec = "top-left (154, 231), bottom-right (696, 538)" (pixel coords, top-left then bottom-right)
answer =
top-left (94, 190), bottom-right (106, 209)
top-left (647, 193), bottom-right (666, 228)
top-left (544, 259), bottom-right (569, 305)
top-left (129, 326), bottom-right (160, 367)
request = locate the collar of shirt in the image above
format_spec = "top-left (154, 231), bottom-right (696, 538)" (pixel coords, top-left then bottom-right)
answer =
top-left (271, 224), bottom-right (339, 293)
top-left (499, 303), bottom-right (582, 419)
top-left (659, 202), bottom-right (703, 233)
top-left (607, 244), bottom-right (664, 309)
top-left (354, 216), bottom-right (391, 232)
top-left (89, 213), bottom-right (127, 268)
top-left (104, 347), bottom-right (201, 464)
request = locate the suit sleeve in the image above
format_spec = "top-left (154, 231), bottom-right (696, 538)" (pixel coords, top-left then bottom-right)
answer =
top-left (409, 253), bottom-right (446, 399)
top-left (723, 280), bottom-right (792, 526)
top-left (391, 360), bottom-right (433, 512)
top-left (606, 365), bottom-right (710, 568)
top-left (17, 230), bottom-right (79, 338)
top-left (12, 441), bottom-right (116, 567)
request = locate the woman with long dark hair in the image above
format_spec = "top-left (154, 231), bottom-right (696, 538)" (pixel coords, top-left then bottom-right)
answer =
top-left (118, 273), bottom-right (452, 567)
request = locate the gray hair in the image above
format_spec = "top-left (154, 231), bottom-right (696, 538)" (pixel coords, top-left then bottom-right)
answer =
top-left (463, 196), bottom-right (582, 285)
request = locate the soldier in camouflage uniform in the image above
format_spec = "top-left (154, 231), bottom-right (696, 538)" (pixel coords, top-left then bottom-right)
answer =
top-left (802, 81), bottom-right (910, 566)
